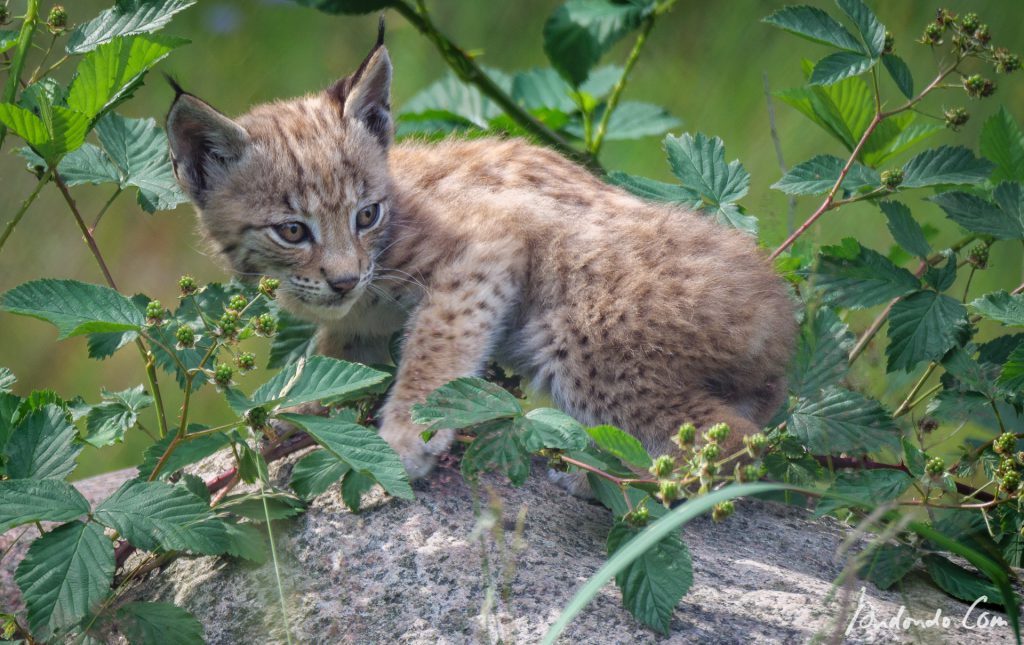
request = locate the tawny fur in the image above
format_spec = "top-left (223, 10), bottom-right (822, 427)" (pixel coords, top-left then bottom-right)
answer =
top-left (167, 38), bottom-right (796, 481)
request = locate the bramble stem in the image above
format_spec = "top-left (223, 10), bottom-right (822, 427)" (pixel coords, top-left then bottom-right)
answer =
top-left (91, 187), bottom-right (123, 232)
top-left (559, 455), bottom-right (656, 486)
top-left (0, 0), bottom-right (39, 147)
top-left (590, 13), bottom-right (655, 154)
top-left (0, 168), bottom-right (51, 253)
top-left (893, 363), bottom-right (938, 417)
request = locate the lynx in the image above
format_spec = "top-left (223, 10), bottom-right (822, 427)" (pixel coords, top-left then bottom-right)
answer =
top-left (166, 25), bottom-right (796, 483)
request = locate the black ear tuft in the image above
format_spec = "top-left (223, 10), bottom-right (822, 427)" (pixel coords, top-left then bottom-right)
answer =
top-left (163, 73), bottom-right (186, 99)
top-left (376, 14), bottom-right (385, 48)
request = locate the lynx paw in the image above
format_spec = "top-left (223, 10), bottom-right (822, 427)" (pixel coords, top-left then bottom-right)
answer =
top-left (379, 423), bottom-right (454, 480)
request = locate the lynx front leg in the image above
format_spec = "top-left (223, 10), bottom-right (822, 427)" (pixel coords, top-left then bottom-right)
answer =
top-left (379, 256), bottom-right (521, 479)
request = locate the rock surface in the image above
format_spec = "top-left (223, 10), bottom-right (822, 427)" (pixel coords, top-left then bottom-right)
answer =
top-left (1, 451), bottom-right (1016, 644)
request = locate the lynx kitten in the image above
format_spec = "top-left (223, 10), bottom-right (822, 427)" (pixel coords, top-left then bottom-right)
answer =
top-left (166, 26), bottom-right (796, 481)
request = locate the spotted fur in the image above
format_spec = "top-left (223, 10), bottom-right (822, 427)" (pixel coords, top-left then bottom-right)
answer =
top-left (167, 32), bottom-right (796, 481)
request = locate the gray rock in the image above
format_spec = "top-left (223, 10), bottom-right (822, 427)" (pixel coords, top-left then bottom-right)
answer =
top-left (1, 452), bottom-right (1016, 644)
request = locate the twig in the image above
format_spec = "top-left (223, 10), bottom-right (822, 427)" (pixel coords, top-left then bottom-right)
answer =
top-left (762, 71), bottom-right (796, 233)
top-left (812, 455), bottom-right (994, 502)
top-left (0, 168), bottom-right (52, 253)
top-left (893, 363), bottom-right (938, 417)
top-left (559, 455), bottom-right (656, 486)
top-left (0, 0), bottom-right (39, 147)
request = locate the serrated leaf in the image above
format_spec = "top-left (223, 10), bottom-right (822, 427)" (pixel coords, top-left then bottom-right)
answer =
top-left (761, 5), bottom-right (863, 52)
top-left (15, 521), bottom-right (114, 639)
top-left (279, 414), bottom-right (413, 499)
top-left (235, 441), bottom-right (267, 485)
top-left (788, 386), bottom-right (900, 455)
top-left (810, 51), bottom-right (875, 85)
top-left (116, 601), bottom-right (204, 645)
top-left (289, 449), bottom-right (349, 499)
top-left (0, 367), bottom-right (14, 392)
top-left (860, 543), bottom-right (918, 589)
top-left (0, 103), bottom-right (90, 163)
top-left (566, 101), bottom-right (680, 141)
top-left (790, 306), bottom-right (854, 398)
top-left (980, 107), bottom-right (1024, 183)
top-left (0, 479), bottom-right (90, 532)
top-left (521, 408), bottom-right (589, 451)
top-left (267, 310), bottom-right (317, 368)
top-left (136, 429), bottom-right (229, 480)
top-left (900, 146), bottom-right (994, 188)
top-left (923, 250), bottom-right (957, 292)
top-left (222, 521), bottom-right (267, 564)
top-left (218, 491), bottom-right (306, 521)
top-left (542, 0), bottom-right (654, 86)
top-left (771, 154), bottom-right (878, 195)
top-left (863, 118), bottom-right (944, 168)
top-left (665, 132), bottom-right (749, 205)
top-left (999, 344), bottom-right (1024, 391)
top-left (5, 405), bottom-right (81, 480)
top-left (930, 189), bottom-right (1024, 240)
top-left (410, 377), bottom-right (522, 431)
top-left (608, 171), bottom-right (699, 203)
top-left (882, 54), bottom-right (914, 99)
top-left (970, 291), bottom-right (1024, 327)
top-left (67, 0), bottom-right (197, 54)
top-left (880, 200), bottom-right (930, 258)
top-left (836, 0), bottom-right (885, 57)
top-left (606, 522), bottom-right (692, 635)
top-left (67, 34), bottom-right (186, 119)
top-left (1, 279), bottom-right (143, 339)
top-left (887, 291), bottom-right (968, 372)
top-left (511, 67), bottom-right (576, 113)
top-left (459, 417), bottom-right (535, 485)
top-left (84, 385), bottom-right (152, 448)
top-left (91, 113), bottom-right (188, 212)
top-left (399, 70), bottom-right (511, 130)
top-left (587, 424), bottom-right (652, 469)
top-left (816, 469), bottom-right (912, 516)
top-left (93, 480), bottom-right (228, 554)
top-left (923, 554), bottom-right (1002, 605)
top-left (340, 469), bottom-right (375, 512)
top-left (238, 355), bottom-right (390, 415)
top-left (814, 238), bottom-right (920, 309)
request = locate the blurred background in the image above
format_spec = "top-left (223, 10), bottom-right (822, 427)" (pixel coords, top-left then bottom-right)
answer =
top-left (1, 0), bottom-right (1021, 478)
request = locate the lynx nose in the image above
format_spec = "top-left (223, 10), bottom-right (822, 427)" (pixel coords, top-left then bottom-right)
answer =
top-left (325, 273), bottom-right (359, 295)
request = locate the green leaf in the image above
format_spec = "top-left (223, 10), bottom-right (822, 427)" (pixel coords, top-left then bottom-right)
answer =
top-left (521, 408), bottom-right (589, 451)
top-left (116, 601), bottom-right (204, 645)
top-left (542, 0), bottom-right (654, 86)
top-left (0, 29), bottom-right (17, 53)
top-left (770, 154), bottom-right (878, 195)
top-left (608, 171), bottom-right (698, 204)
top-left (84, 385), bottom-right (152, 448)
top-left (0, 479), bottom-right (90, 532)
top-left (606, 522), bottom-right (692, 634)
top-left (882, 54), bottom-right (914, 99)
top-left (568, 101), bottom-right (680, 141)
top-left (809, 51), bottom-right (875, 85)
top-left (862, 118), bottom-right (943, 168)
top-left (399, 71), bottom-right (510, 130)
top-left (923, 554), bottom-right (1002, 605)
top-left (586, 424), bottom-right (652, 469)
top-left (789, 306), bottom-right (855, 399)
top-left (860, 543), bottom-right (918, 589)
top-left (512, 67), bottom-right (576, 113)
top-left (836, 0), bottom-right (885, 57)
top-left (998, 344), bottom-right (1024, 391)
top-left (900, 145), bottom-right (994, 188)
top-left (0, 279), bottom-right (143, 339)
top-left (289, 449), bottom-right (349, 499)
top-left (880, 200), bottom-right (930, 258)
top-left (136, 428), bottom-right (229, 480)
top-left (239, 355), bottom-right (390, 414)
top-left (340, 469), bottom-right (376, 512)
top-left (5, 405), bottom-right (81, 480)
top-left (923, 250), bottom-right (957, 292)
top-left (93, 480), bottom-right (228, 554)
top-left (970, 291), bottom-right (1024, 327)
top-left (279, 414), bottom-right (414, 500)
top-left (930, 189), bottom-right (1024, 240)
top-left (980, 107), bottom-right (1024, 183)
top-left (67, 0), bottom-right (197, 54)
top-left (267, 310), bottom-right (317, 368)
top-left (54, 143), bottom-right (120, 186)
top-left (15, 521), bottom-right (114, 639)
top-left (222, 521), bottom-right (267, 564)
top-left (761, 6), bottom-right (863, 52)
top-left (816, 469), bottom-right (913, 516)
top-left (0, 367), bottom-right (15, 392)
top-left (219, 491), bottom-right (306, 521)
top-left (788, 386), bottom-right (900, 455)
top-left (234, 441), bottom-right (267, 485)
top-left (662, 132), bottom-right (756, 234)
top-left (887, 291), bottom-right (968, 372)
top-left (67, 34), bottom-right (186, 119)
top-left (814, 238), bottom-right (920, 309)
top-left (460, 418), bottom-right (536, 486)
top-left (0, 103), bottom-right (90, 163)
top-left (410, 377), bottom-right (522, 431)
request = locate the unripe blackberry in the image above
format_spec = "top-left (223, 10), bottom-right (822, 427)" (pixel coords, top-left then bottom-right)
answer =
top-left (145, 300), bottom-right (164, 325)
top-left (236, 351), bottom-right (256, 373)
top-left (0, 6), bottom-right (9, 24)
top-left (994, 432), bottom-right (1016, 455)
top-left (245, 406), bottom-right (269, 431)
top-left (935, 9), bottom-right (955, 27)
top-left (650, 455), bottom-right (676, 478)
top-left (175, 325), bottom-right (196, 349)
top-left (701, 443), bottom-right (719, 461)
top-left (959, 12), bottom-right (979, 33)
top-left (1001, 470), bottom-right (1021, 493)
top-left (925, 455), bottom-right (946, 476)
top-left (218, 310), bottom-right (241, 338)
top-left (258, 276), bottom-right (280, 299)
top-left (880, 169), bottom-right (904, 190)
top-left (743, 464), bottom-right (763, 482)
top-left (919, 417), bottom-right (939, 433)
top-left (675, 422), bottom-right (697, 447)
top-left (658, 480), bottom-right (680, 505)
top-left (705, 422), bottom-right (730, 443)
top-left (47, 5), bottom-right (67, 33)
top-left (943, 107), bottom-right (970, 130)
top-left (883, 31), bottom-right (894, 54)
top-left (974, 25), bottom-right (990, 45)
top-left (744, 432), bottom-right (768, 458)
top-left (178, 275), bottom-right (198, 296)
top-left (963, 74), bottom-right (996, 98)
top-left (1016, 451), bottom-right (1024, 465)
top-left (213, 363), bottom-right (233, 387)
top-left (968, 244), bottom-right (989, 269)
top-left (995, 49), bottom-right (1021, 74)
top-left (625, 505), bottom-right (649, 527)
top-left (712, 500), bottom-right (735, 523)
top-left (227, 294), bottom-right (247, 312)
top-left (253, 313), bottom-right (277, 337)
top-left (921, 23), bottom-right (943, 45)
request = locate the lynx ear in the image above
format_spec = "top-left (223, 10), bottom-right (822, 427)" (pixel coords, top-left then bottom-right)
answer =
top-left (166, 85), bottom-right (250, 205)
top-left (327, 17), bottom-right (393, 147)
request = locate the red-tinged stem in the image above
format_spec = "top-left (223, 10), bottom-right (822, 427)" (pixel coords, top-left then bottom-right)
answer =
top-left (812, 455), bottom-right (994, 503)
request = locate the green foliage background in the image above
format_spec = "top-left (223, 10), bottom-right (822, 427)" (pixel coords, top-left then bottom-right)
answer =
top-left (0, 0), bottom-right (1022, 478)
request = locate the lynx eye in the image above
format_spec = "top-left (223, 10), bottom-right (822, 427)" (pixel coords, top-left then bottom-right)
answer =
top-left (355, 203), bottom-right (382, 231)
top-left (273, 221), bottom-right (310, 244)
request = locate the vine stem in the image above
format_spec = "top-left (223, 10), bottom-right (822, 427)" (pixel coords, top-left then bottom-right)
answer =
top-left (0, 0), bottom-right (39, 148)
top-left (812, 455), bottom-right (994, 502)
top-left (390, 0), bottom-right (594, 169)
top-left (53, 172), bottom-right (171, 440)
top-left (558, 455), bottom-right (656, 486)
top-left (0, 168), bottom-right (52, 253)
top-left (893, 363), bottom-right (938, 417)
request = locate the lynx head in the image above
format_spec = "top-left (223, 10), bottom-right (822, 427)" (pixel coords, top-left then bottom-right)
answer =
top-left (166, 20), bottom-right (394, 321)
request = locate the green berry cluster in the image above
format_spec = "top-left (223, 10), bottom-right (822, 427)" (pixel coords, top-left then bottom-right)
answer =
top-left (259, 276), bottom-right (281, 299)
top-left (145, 300), bottom-right (164, 325)
top-left (994, 432), bottom-right (1017, 455)
top-left (46, 5), bottom-right (67, 34)
top-left (213, 363), bottom-right (234, 388)
top-left (624, 505), bottom-right (649, 527)
top-left (743, 432), bottom-right (768, 458)
top-left (218, 309), bottom-right (241, 340)
top-left (943, 106), bottom-right (970, 130)
top-left (963, 74), bottom-right (996, 99)
top-left (227, 294), bottom-right (248, 312)
top-left (245, 406), bottom-right (269, 431)
top-left (175, 325), bottom-right (196, 349)
top-left (253, 313), bottom-right (277, 337)
top-left (925, 455), bottom-right (946, 477)
top-left (880, 169), bottom-right (904, 190)
top-left (712, 500), bottom-right (734, 523)
top-left (968, 244), bottom-right (990, 269)
top-left (236, 351), bottom-right (256, 373)
top-left (178, 275), bottom-right (198, 297)
top-left (673, 422), bottom-right (697, 448)
top-left (920, 9), bottom-right (1019, 95)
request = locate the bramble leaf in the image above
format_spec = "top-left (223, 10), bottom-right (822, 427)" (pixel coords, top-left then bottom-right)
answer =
top-left (567, 101), bottom-right (680, 141)
top-left (810, 51), bottom-right (875, 86)
top-left (814, 238), bottom-right (920, 309)
top-left (836, 0), bottom-right (885, 58)
top-left (930, 187), bottom-right (1024, 240)
top-left (239, 356), bottom-right (390, 414)
top-left (761, 5), bottom-right (863, 52)
top-left (882, 54), bottom-right (914, 99)
top-left (789, 306), bottom-right (855, 399)
top-left (887, 291), bottom-right (968, 372)
top-left (67, 0), bottom-right (197, 53)
top-left (116, 601), bottom-right (205, 645)
top-left (815, 469), bottom-right (913, 516)
top-left (218, 491), bottom-right (306, 521)
top-left (410, 376), bottom-right (523, 431)
top-left (136, 428), bottom-right (229, 480)
top-left (4, 405), bottom-right (81, 480)
top-left (521, 408), bottom-right (589, 451)
top-left (587, 424), bottom-right (652, 469)
top-left (0, 103), bottom-right (89, 163)
top-left (880, 201), bottom-right (930, 258)
top-left (900, 145), bottom-right (994, 188)
top-left (860, 543), bottom-right (918, 589)
top-left (980, 107), bottom-right (1024, 183)
top-left (999, 344), bottom-right (1024, 391)
top-left (771, 154), bottom-right (878, 195)
top-left (0, 279), bottom-right (144, 339)
top-left (267, 309), bottom-right (317, 369)
top-left (0, 479), bottom-right (90, 532)
top-left (663, 132), bottom-right (756, 234)
top-left (970, 291), bottom-right (1024, 327)
top-left (84, 385), bottom-right (152, 448)
top-left (788, 386), bottom-right (900, 455)
top-left (924, 554), bottom-right (1002, 606)
top-left (289, 449), bottom-right (349, 499)
top-left (459, 418), bottom-right (535, 486)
